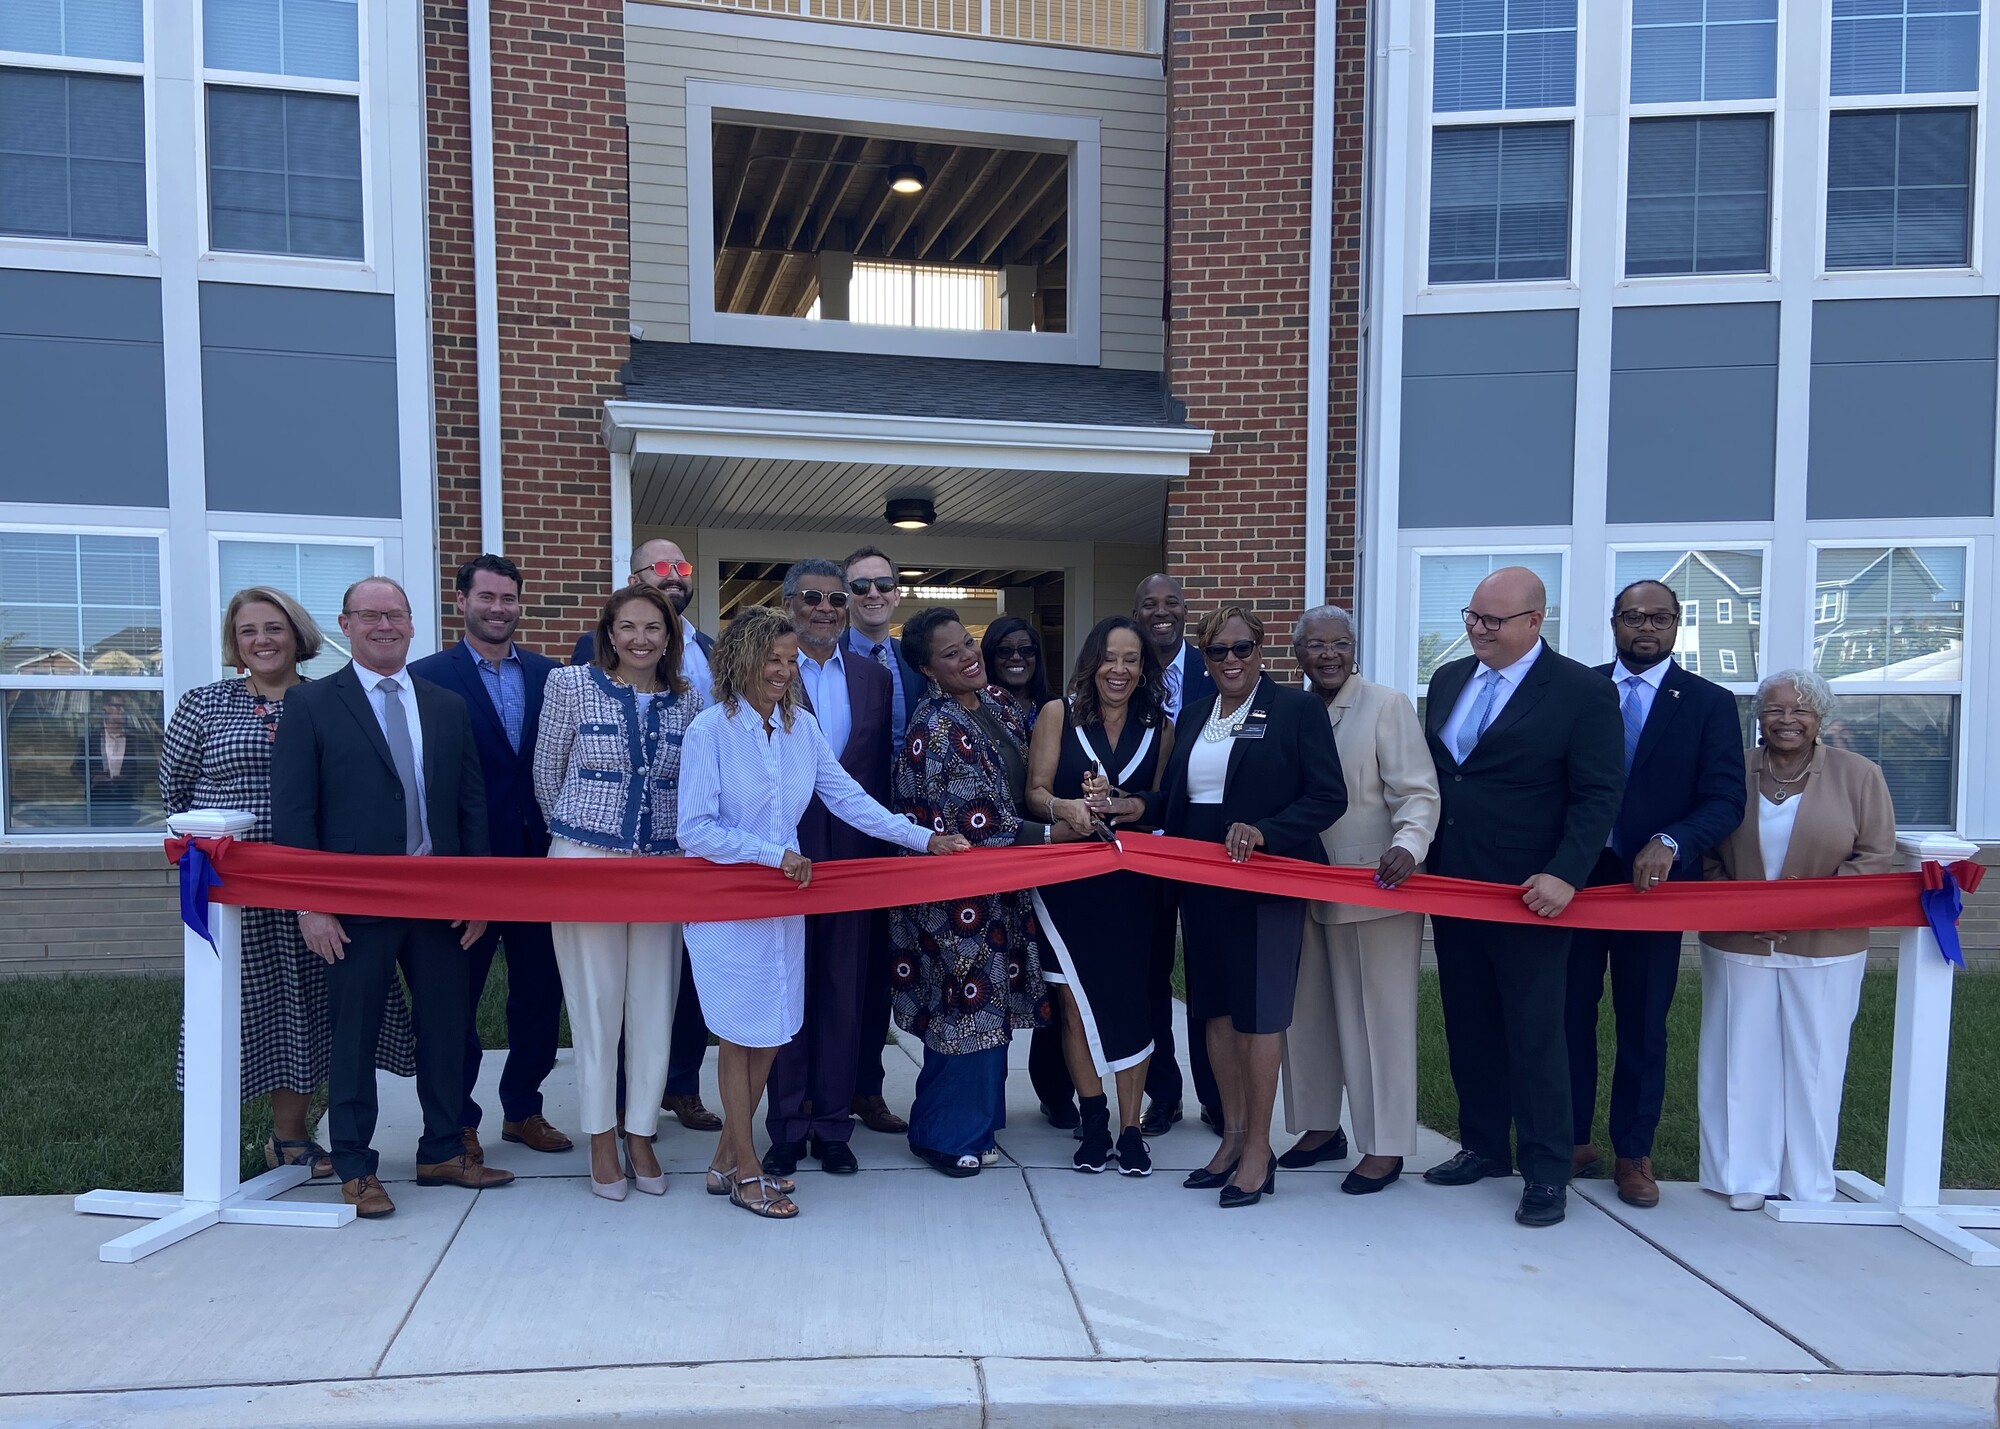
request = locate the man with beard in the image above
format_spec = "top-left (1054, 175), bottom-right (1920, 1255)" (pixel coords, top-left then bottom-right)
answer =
top-left (572, 538), bottom-right (723, 1132)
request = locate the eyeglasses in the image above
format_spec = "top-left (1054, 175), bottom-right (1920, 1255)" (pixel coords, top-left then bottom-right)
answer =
top-left (848, 576), bottom-right (899, 595)
top-left (1204, 639), bottom-right (1260, 661)
top-left (344, 608), bottom-right (413, 627)
top-left (1299, 639), bottom-right (1353, 655)
top-left (1616, 611), bottom-right (1679, 630)
top-left (639, 560), bottom-right (693, 581)
top-left (794, 589), bottom-right (849, 609)
top-left (1759, 705), bottom-right (1817, 721)
top-left (1461, 607), bottom-right (1538, 633)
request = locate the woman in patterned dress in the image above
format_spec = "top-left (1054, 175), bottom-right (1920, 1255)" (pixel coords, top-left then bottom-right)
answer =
top-left (890, 607), bottom-right (1091, 1177)
top-left (160, 587), bottom-right (416, 1179)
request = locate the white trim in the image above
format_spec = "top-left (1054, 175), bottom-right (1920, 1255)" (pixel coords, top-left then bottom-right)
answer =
top-left (1359, 0), bottom-right (1412, 671)
top-left (1030, 887), bottom-right (1151, 1078)
top-left (469, 0), bottom-right (503, 555)
top-left (382, 0), bottom-right (437, 657)
top-left (624, 0), bottom-right (1165, 76)
top-left (1304, 0), bottom-right (1335, 608)
top-left (609, 448), bottom-right (635, 592)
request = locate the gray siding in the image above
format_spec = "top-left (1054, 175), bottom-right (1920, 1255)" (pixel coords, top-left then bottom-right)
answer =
top-left (626, 25), bottom-right (1166, 371)
top-left (1808, 297), bottom-right (1997, 520)
top-left (1607, 304), bottom-right (1778, 524)
top-left (1400, 311), bottom-right (1577, 528)
top-left (198, 284), bottom-right (401, 518)
top-left (0, 272), bottom-right (167, 508)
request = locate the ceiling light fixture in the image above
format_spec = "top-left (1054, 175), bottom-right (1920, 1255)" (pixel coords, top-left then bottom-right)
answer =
top-left (885, 162), bottom-right (927, 195)
top-left (885, 496), bottom-right (936, 531)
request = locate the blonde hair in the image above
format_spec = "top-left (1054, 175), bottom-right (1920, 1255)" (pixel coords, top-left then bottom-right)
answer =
top-left (710, 606), bottom-right (804, 728)
top-left (1194, 603), bottom-right (1266, 650)
top-left (222, 587), bottom-right (324, 669)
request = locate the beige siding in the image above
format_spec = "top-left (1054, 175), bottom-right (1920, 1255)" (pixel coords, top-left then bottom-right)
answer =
top-left (1090, 540), bottom-right (1163, 630)
top-left (627, 23), bottom-right (1166, 370)
top-left (0, 851), bottom-right (180, 977)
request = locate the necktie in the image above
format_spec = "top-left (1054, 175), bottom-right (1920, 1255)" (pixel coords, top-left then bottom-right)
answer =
top-left (1454, 668), bottom-right (1501, 762)
top-left (1621, 674), bottom-right (1646, 772)
top-left (377, 677), bottom-right (426, 855)
top-left (1163, 661), bottom-right (1183, 718)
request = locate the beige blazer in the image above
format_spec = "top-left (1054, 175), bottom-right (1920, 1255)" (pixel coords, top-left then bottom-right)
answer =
top-left (1312, 676), bottom-right (1442, 925)
top-left (1701, 743), bottom-right (1897, 958)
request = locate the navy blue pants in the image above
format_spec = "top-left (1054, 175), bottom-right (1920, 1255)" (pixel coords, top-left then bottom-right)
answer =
top-left (460, 920), bottom-right (562, 1127)
top-left (1566, 853), bottom-right (1683, 1158)
top-left (907, 1042), bottom-right (1008, 1160)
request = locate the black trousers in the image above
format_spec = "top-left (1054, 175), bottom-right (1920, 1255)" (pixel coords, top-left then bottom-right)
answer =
top-left (766, 908), bottom-right (871, 1147)
top-left (1565, 851), bottom-right (1683, 1158)
top-left (1432, 912), bottom-right (1573, 1188)
top-left (664, 955), bottom-right (708, 1097)
top-left (853, 907), bottom-right (895, 1100)
top-left (324, 917), bottom-right (467, 1183)
top-left (1028, 1014), bottom-right (1075, 1111)
top-left (1143, 882), bottom-right (1219, 1112)
top-left (460, 919), bottom-right (562, 1127)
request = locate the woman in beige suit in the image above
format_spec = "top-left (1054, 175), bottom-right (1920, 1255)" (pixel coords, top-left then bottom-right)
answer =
top-left (1699, 668), bottom-right (1895, 1210)
top-left (1278, 606), bottom-right (1441, 1193)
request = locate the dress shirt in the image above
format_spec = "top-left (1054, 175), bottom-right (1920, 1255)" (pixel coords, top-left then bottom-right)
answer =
top-left (680, 617), bottom-right (714, 705)
top-left (473, 643), bottom-right (528, 751)
top-left (1438, 640), bottom-right (1543, 759)
top-left (1161, 643), bottom-right (1189, 721)
top-left (360, 663), bottom-right (430, 854)
top-left (1612, 655), bottom-right (1670, 732)
top-left (796, 643), bottom-right (852, 758)
top-left (843, 627), bottom-right (908, 746)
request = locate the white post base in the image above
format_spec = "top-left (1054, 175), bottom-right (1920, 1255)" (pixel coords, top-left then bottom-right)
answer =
top-left (1765, 1173), bottom-right (2000, 1267)
top-left (75, 1164), bottom-right (354, 1264)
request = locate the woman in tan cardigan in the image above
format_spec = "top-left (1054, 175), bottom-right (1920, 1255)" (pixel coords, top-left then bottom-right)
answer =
top-left (1278, 606), bottom-right (1440, 1194)
top-left (1698, 668), bottom-right (1896, 1210)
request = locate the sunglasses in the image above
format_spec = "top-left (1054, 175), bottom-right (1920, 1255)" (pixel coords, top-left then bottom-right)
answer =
top-left (848, 576), bottom-right (899, 595)
top-left (640, 560), bottom-right (693, 580)
top-left (994, 642), bottom-right (1038, 659)
top-left (1204, 640), bottom-right (1260, 661)
top-left (794, 589), bottom-right (850, 608)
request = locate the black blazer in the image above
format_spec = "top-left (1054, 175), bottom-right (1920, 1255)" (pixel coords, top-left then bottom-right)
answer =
top-left (1155, 675), bottom-right (1347, 863)
top-left (409, 640), bottom-right (558, 858)
top-left (1423, 642), bottom-right (1623, 889)
top-left (1595, 659), bottom-right (1746, 879)
top-left (271, 662), bottom-right (490, 860)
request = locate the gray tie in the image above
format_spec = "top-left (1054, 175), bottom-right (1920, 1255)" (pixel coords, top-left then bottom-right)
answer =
top-left (377, 677), bottom-right (426, 855)
top-left (1454, 668), bottom-right (1502, 763)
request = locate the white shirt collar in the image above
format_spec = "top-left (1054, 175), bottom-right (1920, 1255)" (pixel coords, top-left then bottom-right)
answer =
top-left (798, 642), bottom-right (844, 670)
top-left (359, 662), bottom-right (409, 687)
top-left (1480, 640), bottom-right (1542, 686)
top-left (1614, 656), bottom-right (1672, 690)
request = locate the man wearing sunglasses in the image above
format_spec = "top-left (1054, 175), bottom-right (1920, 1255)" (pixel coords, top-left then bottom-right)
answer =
top-left (761, 559), bottom-right (900, 1177)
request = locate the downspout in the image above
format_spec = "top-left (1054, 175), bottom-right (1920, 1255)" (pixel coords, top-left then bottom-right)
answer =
top-left (1303, 0), bottom-right (1336, 607)
top-left (469, 0), bottom-right (503, 555)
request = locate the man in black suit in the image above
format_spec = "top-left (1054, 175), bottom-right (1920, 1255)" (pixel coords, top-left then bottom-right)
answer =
top-left (762, 559), bottom-right (898, 1177)
top-left (272, 577), bottom-right (515, 1218)
top-left (1132, 572), bottom-right (1221, 1138)
top-left (411, 554), bottom-right (571, 1161)
top-left (1565, 579), bottom-right (1745, 1208)
top-left (1421, 566), bottom-right (1623, 1227)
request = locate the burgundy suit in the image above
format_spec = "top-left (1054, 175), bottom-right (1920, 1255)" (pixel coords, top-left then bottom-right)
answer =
top-left (766, 649), bottom-right (895, 1149)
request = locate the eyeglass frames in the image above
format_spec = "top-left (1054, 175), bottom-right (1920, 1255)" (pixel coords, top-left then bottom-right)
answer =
top-left (1460, 607), bottom-right (1537, 633)
top-left (1615, 610), bottom-right (1679, 630)
top-left (793, 589), bottom-right (849, 608)
top-left (1203, 639), bottom-right (1260, 661)
top-left (847, 576), bottom-right (899, 595)
top-left (639, 560), bottom-right (694, 581)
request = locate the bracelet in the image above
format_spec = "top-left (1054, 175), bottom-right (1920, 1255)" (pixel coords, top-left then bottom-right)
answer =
top-left (1043, 821), bottom-right (1053, 844)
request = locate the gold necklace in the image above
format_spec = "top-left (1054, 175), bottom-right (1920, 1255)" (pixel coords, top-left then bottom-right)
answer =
top-left (1761, 753), bottom-right (1811, 803)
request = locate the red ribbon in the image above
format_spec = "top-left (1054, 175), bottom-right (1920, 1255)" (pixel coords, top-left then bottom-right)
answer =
top-left (165, 835), bottom-right (1943, 933)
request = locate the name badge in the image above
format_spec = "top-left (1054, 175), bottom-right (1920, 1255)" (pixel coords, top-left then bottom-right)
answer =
top-left (1232, 724), bottom-right (1267, 740)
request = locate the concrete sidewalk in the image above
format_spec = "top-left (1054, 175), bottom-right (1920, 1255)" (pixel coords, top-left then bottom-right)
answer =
top-left (3, 1010), bottom-right (1996, 1427)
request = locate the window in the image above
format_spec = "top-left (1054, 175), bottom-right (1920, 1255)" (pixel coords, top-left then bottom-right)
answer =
top-left (1415, 550), bottom-right (1564, 685)
top-left (1614, 547), bottom-right (1763, 690)
top-left (808, 261), bottom-right (1004, 331)
top-left (216, 538), bottom-right (374, 678)
top-left (1826, 108), bottom-right (1974, 269)
top-left (203, 0), bottom-right (364, 259)
top-left (1626, 114), bottom-right (1771, 275)
top-left (1631, 0), bottom-right (1777, 104)
top-left (1716, 598), bottom-right (1732, 623)
top-left (0, 529), bottom-right (165, 833)
top-left (1433, 0), bottom-right (1577, 113)
top-left (1747, 599), bottom-right (1760, 623)
top-left (1430, 123), bottom-right (1571, 282)
top-left (1684, 599), bottom-right (1699, 626)
top-left (1818, 591), bottom-right (1841, 622)
top-left (1684, 649), bottom-right (1701, 673)
top-left (1718, 648), bottom-right (1738, 674)
top-left (1831, 0), bottom-right (1980, 97)
top-left (0, 0), bottom-right (146, 244)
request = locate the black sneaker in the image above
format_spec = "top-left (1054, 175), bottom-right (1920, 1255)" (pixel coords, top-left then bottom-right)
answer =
top-left (1114, 1126), bottom-right (1152, 1177)
top-left (1073, 1094), bottom-right (1113, 1173)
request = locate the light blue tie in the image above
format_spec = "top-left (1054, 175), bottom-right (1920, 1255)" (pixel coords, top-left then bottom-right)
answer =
top-left (1454, 669), bottom-right (1502, 762)
top-left (1620, 675), bottom-right (1646, 773)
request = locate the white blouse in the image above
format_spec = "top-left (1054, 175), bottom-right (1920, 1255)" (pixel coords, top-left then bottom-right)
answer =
top-left (1711, 792), bottom-right (1858, 970)
top-left (1186, 733), bottom-right (1230, 805)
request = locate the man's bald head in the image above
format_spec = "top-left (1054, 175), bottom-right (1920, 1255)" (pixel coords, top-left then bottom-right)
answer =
top-left (1133, 573), bottom-right (1189, 656)
top-left (1465, 565), bottom-right (1547, 668)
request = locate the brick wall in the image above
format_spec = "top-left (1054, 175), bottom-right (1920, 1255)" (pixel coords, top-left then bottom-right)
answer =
top-left (426, 0), bottom-right (628, 657)
top-left (0, 851), bottom-right (180, 977)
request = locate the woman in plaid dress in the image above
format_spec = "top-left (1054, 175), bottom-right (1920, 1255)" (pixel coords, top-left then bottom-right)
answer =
top-left (161, 587), bottom-right (415, 1180)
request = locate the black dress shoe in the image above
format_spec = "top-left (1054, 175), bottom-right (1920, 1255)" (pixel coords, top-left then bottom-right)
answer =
top-left (1276, 1127), bottom-right (1350, 1169)
top-left (1182, 1159), bottom-right (1239, 1190)
top-left (811, 1137), bottom-right (859, 1175)
top-left (1041, 1100), bottom-right (1081, 1131)
top-left (1422, 1149), bottom-right (1513, 1186)
top-left (1516, 1182), bottom-right (1567, 1227)
top-left (1139, 1100), bottom-right (1182, 1137)
top-left (761, 1140), bottom-right (804, 1178)
top-left (1341, 1158), bottom-right (1403, 1195)
top-left (1198, 1105), bottom-right (1225, 1137)
top-left (1219, 1157), bottom-right (1277, 1208)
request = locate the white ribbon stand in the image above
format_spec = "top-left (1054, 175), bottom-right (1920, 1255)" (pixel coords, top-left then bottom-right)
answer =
top-left (73, 809), bottom-right (356, 1263)
top-left (1764, 831), bottom-right (1999, 1265)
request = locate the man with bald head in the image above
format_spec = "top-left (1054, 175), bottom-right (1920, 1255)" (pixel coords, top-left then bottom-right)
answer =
top-left (1420, 566), bottom-right (1623, 1227)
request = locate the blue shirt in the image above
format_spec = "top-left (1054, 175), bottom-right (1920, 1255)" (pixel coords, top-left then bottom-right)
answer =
top-left (474, 644), bottom-right (528, 752)
top-left (796, 644), bottom-right (853, 759)
top-left (844, 628), bottom-right (908, 748)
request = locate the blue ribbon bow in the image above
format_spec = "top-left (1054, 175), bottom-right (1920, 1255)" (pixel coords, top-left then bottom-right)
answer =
top-left (178, 840), bottom-right (223, 952)
top-left (1919, 862), bottom-right (1969, 969)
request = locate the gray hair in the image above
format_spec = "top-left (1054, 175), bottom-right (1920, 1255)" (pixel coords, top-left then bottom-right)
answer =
top-left (1757, 667), bottom-right (1838, 720)
top-left (1292, 603), bottom-right (1355, 645)
top-left (781, 557), bottom-right (845, 600)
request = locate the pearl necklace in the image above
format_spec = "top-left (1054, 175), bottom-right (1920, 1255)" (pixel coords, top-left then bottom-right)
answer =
top-left (1202, 696), bottom-right (1253, 743)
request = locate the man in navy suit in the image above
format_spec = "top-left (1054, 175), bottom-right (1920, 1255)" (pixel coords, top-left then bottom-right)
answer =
top-left (412, 555), bottom-right (572, 1158)
top-left (1565, 579), bottom-right (1746, 1208)
top-left (762, 558), bottom-right (899, 1176)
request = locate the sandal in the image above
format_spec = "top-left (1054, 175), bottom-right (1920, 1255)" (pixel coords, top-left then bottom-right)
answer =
top-left (709, 1166), bottom-right (794, 1196)
top-left (980, 1145), bottom-right (1002, 1167)
top-left (915, 1146), bottom-right (982, 1178)
top-left (729, 1173), bottom-right (799, 1219)
top-left (266, 1133), bottom-right (333, 1180)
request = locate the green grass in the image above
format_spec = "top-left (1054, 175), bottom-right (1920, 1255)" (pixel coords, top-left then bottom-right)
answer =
top-left (3, 962), bottom-right (1996, 1196)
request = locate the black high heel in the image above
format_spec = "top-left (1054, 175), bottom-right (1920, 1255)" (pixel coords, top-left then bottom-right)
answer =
top-left (1219, 1154), bottom-right (1277, 1208)
top-left (1182, 1159), bottom-right (1239, 1190)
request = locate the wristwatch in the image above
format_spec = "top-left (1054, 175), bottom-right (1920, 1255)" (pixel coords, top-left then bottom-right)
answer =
top-left (1652, 834), bottom-right (1679, 856)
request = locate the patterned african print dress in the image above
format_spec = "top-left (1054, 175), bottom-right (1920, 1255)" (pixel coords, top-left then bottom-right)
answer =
top-left (162, 678), bottom-right (417, 1096)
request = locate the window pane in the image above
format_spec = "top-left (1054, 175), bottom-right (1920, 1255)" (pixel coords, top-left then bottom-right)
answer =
top-left (0, 0), bottom-right (143, 63)
top-left (1430, 122), bottom-right (1570, 284)
top-left (1813, 545), bottom-right (1966, 683)
top-left (204, 0), bottom-right (359, 82)
top-left (207, 86), bottom-right (362, 258)
top-left (1626, 114), bottom-right (1770, 276)
top-left (3, 688), bottom-right (166, 831)
top-left (1417, 551), bottom-right (1564, 684)
top-left (1832, 0), bottom-right (1980, 96)
top-left (0, 531), bottom-right (161, 676)
top-left (218, 539), bottom-right (373, 677)
top-left (1824, 693), bottom-right (1958, 826)
top-left (1631, 0), bottom-right (1776, 103)
top-left (1826, 108), bottom-right (1973, 269)
top-left (1433, 0), bottom-right (1576, 113)
top-left (0, 68), bottom-right (145, 242)
top-left (1612, 547), bottom-right (1763, 685)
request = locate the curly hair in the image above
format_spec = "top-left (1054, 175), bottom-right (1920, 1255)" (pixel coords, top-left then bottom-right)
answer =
top-left (899, 606), bottom-right (963, 672)
top-left (710, 605), bottom-right (804, 727)
top-left (1066, 615), bottom-right (1164, 730)
top-left (592, 586), bottom-right (688, 695)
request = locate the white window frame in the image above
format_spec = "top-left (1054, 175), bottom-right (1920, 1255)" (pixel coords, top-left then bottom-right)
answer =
top-left (1718, 647), bottom-right (1738, 674)
top-left (207, 529), bottom-right (383, 675)
top-left (684, 80), bottom-right (1101, 365)
top-left (1717, 596), bottom-right (1733, 622)
top-left (1407, 543), bottom-right (1570, 695)
top-left (1684, 648), bottom-right (1702, 673)
top-left (1685, 597), bottom-right (1699, 626)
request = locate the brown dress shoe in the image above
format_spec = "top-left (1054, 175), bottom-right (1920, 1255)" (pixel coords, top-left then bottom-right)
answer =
top-left (415, 1152), bottom-right (516, 1189)
top-left (850, 1095), bottom-right (910, 1135)
top-left (461, 1127), bottom-right (484, 1164)
top-left (342, 1175), bottom-right (395, 1218)
top-left (1614, 1155), bottom-right (1660, 1208)
top-left (1572, 1143), bottom-right (1603, 1179)
top-left (662, 1093), bottom-right (723, 1132)
top-left (502, 1114), bottom-right (574, 1153)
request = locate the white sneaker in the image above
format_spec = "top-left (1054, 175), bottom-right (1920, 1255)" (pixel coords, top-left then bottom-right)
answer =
top-left (1728, 1192), bottom-right (1766, 1211)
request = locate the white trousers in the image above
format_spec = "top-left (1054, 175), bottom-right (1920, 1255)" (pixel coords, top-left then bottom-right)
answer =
top-left (1279, 912), bottom-right (1423, 1156)
top-left (1697, 945), bottom-right (1867, 1204)
top-left (548, 840), bottom-right (683, 1138)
